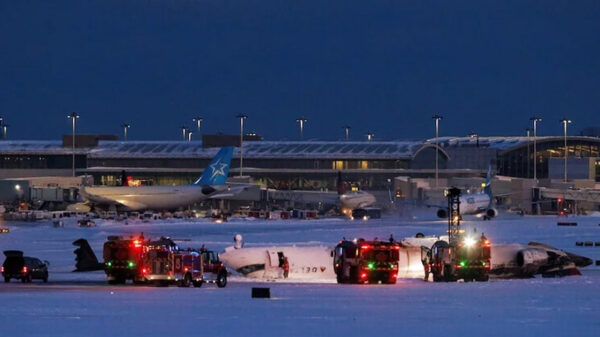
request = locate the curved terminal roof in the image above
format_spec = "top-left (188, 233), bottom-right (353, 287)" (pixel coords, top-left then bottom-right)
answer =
top-left (1, 137), bottom-right (598, 159)
top-left (88, 141), bottom-right (430, 160)
top-left (426, 136), bottom-right (600, 151)
top-left (0, 140), bottom-right (443, 160)
top-left (0, 141), bottom-right (89, 155)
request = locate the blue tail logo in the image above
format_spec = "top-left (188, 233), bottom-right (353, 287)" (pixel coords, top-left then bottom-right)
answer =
top-left (193, 147), bottom-right (233, 186)
top-left (484, 164), bottom-right (493, 206)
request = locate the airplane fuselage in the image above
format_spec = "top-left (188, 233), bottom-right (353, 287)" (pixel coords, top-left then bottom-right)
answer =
top-left (459, 193), bottom-right (492, 215)
top-left (82, 185), bottom-right (223, 211)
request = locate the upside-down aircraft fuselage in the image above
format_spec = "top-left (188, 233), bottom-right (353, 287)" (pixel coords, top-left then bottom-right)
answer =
top-left (219, 235), bottom-right (593, 281)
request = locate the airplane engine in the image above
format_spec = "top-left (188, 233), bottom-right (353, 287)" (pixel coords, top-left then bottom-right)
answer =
top-left (485, 208), bottom-right (498, 219)
top-left (516, 248), bottom-right (548, 276)
top-left (436, 209), bottom-right (447, 218)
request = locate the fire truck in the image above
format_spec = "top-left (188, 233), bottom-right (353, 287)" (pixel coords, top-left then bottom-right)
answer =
top-left (426, 233), bottom-right (491, 282)
top-left (97, 235), bottom-right (226, 287)
top-left (102, 235), bottom-right (147, 284)
top-left (141, 238), bottom-right (204, 287)
top-left (333, 238), bottom-right (400, 284)
top-left (423, 187), bottom-right (492, 282)
top-left (198, 248), bottom-right (228, 288)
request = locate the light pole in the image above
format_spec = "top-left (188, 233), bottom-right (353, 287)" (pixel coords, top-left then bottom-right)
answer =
top-left (560, 118), bottom-right (571, 183)
top-left (121, 123), bottom-right (130, 141)
top-left (2, 124), bottom-right (8, 140)
top-left (526, 128), bottom-right (531, 178)
top-left (343, 125), bottom-right (351, 141)
top-left (192, 116), bottom-right (203, 141)
top-left (188, 131), bottom-right (193, 142)
top-left (180, 126), bottom-right (188, 141)
top-left (432, 115), bottom-right (443, 188)
top-left (366, 132), bottom-right (374, 141)
top-left (236, 114), bottom-right (248, 177)
top-left (468, 132), bottom-right (479, 147)
top-left (0, 116), bottom-right (3, 139)
top-left (295, 117), bottom-right (307, 140)
top-left (530, 117), bottom-right (542, 182)
top-left (67, 112), bottom-right (79, 177)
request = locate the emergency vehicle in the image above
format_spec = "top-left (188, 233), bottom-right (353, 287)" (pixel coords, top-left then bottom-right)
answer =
top-left (426, 233), bottom-right (491, 282)
top-left (333, 238), bottom-right (400, 284)
top-left (141, 242), bottom-right (204, 287)
top-left (102, 235), bottom-right (147, 284)
top-left (199, 248), bottom-right (228, 288)
top-left (423, 187), bottom-right (492, 282)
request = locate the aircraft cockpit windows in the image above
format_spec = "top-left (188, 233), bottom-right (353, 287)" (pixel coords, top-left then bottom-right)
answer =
top-left (467, 197), bottom-right (475, 204)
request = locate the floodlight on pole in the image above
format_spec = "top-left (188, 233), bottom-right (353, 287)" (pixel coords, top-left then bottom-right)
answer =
top-left (366, 132), bottom-right (374, 141)
top-left (180, 126), bottom-right (188, 141)
top-left (236, 114), bottom-right (248, 177)
top-left (2, 124), bottom-right (8, 140)
top-left (530, 116), bottom-right (542, 182)
top-left (560, 118), bottom-right (572, 183)
top-left (121, 123), bottom-right (131, 141)
top-left (67, 112), bottom-right (80, 177)
top-left (188, 131), bottom-right (193, 142)
top-left (295, 117), bottom-right (307, 140)
top-left (432, 115), bottom-right (443, 188)
top-left (192, 116), bottom-right (203, 141)
top-left (343, 125), bottom-right (351, 141)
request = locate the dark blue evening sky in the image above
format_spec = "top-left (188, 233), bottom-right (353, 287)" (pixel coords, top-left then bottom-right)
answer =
top-left (1, 1), bottom-right (599, 141)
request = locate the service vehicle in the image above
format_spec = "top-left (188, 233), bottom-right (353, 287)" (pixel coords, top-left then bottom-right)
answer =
top-left (102, 235), bottom-right (148, 284)
top-left (141, 247), bottom-right (204, 287)
top-left (77, 219), bottom-right (95, 227)
top-left (423, 187), bottom-right (492, 282)
top-left (74, 235), bottom-right (226, 287)
top-left (199, 248), bottom-right (228, 287)
top-left (351, 207), bottom-right (382, 220)
top-left (333, 238), bottom-right (400, 284)
top-left (426, 233), bottom-right (491, 282)
top-left (2, 250), bottom-right (49, 283)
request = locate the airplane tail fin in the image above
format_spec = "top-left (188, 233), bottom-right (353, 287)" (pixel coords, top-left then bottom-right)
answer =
top-left (193, 146), bottom-right (234, 186)
top-left (337, 171), bottom-right (345, 195)
top-left (72, 238), bottom-right (104, 272)
top-left (484, 164), bottom-right (493, 205)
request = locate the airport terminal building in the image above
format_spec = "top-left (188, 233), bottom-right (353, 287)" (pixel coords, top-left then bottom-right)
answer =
top-left (0, 135), bottom-right (599, 190)
top-left (1, 134), bottom-right (600, 212)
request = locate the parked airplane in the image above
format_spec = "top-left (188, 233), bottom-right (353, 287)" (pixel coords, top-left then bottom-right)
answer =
top-left (80, 147), bottom-right (249, 211)
top-left (337, 171), bottom-right (376, 211)
top-left (434, 166), bottom-right (497, 220)
top-left (219, 234), bottom-right (592, 281)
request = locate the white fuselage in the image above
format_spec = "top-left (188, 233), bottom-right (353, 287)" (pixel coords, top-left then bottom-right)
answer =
top-left (459, 193), bottom-right (491, 215)
top-left (219, 239), bottom-right (430, 281)
top-left (219, 236), bottom-right (587, 281)
top-left (339, 191), bottom-right (376, 210)
top-left (82, 185), bottom-right (222, 211)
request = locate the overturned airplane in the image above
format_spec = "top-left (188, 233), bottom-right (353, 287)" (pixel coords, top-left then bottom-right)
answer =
top-left (220, 235), bottom-right (593, 281)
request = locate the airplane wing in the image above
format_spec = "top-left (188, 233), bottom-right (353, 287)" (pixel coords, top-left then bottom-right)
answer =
top-left (208, 185), bottom-right (258, 200)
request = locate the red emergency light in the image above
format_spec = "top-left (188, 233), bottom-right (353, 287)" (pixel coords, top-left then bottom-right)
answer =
top-left (22, 266), bottom-right (28, 273)
top-left (360, 272), bottom-right (368, 279)
top-left (141, 267), bottom-right (148, 274)
top-left (133, 240), bottom-right (142, 248)
top-left (360, 245), bottom-right (371, 250)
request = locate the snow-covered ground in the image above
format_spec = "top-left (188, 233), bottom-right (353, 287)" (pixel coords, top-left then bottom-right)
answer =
top-left (1, 214), bottom-right (599, 336)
